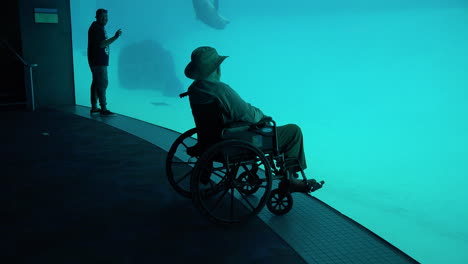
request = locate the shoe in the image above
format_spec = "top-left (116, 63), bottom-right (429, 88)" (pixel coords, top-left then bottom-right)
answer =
top-left (310, 180), bottom-right (325, 192)
top-left (100, 109), bottom-right (116, 116)
top-left (289, 178), bottom-right (320, 193)
top-left (90, 108), bottom-right (101, 114)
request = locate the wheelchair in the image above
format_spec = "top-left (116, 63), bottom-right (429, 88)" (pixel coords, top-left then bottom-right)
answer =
top-left (166, 92), bottom-right (324, 225)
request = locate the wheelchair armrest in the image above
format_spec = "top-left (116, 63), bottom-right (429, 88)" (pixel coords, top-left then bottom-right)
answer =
top-left (222, 121), bottom-right (254, 134)
top-left (221, 117), bottom-right (276, 138)
top-left (224, 121), bottom-right (254, 128)
top-left (221, 124), bottom-right (251, 136)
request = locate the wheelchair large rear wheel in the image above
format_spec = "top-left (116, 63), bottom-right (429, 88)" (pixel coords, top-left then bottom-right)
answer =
top-left (191, 139), bottom-right (272, 225)
top-left (166, 128), bottom-right (198, 198)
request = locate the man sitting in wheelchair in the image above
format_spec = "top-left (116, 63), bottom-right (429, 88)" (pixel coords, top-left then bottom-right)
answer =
top-left (183, 46), bottom-right (324, 194)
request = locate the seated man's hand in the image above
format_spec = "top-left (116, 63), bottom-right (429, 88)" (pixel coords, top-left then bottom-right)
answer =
top-left (260, 115), bottom-right (272, 122)
top-left (255, 115), bottom-right (273, 127)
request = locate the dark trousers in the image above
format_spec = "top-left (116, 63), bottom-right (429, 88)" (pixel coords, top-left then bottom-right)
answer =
top-left (90, 66), bottom-right (108, 110)
top-left (276, 124), bottom-right (307, 173)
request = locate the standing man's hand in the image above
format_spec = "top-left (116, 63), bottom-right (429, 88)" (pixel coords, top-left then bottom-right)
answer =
top-left (101, 29), bottom-right (122, 48)
top-left (114, 29), bottom-right (122, 38)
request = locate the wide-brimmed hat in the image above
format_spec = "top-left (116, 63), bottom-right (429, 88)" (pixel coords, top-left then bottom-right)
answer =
top-left (184, 46), bottom-right (228, 80)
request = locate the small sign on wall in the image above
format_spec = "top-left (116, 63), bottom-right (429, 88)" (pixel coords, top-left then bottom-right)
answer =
top-left (34, 8), bottom-right (58, 23)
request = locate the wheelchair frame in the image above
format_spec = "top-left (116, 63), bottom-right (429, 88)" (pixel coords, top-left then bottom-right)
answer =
top-left (165, 92), bottom-right (312, 225)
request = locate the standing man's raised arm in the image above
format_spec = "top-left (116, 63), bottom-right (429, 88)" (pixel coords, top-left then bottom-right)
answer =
top-left (99, 29), bottom-right (122, 48)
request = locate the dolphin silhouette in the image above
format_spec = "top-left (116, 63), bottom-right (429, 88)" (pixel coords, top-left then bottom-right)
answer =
top-left (192, 0), bottom-right (230, 30)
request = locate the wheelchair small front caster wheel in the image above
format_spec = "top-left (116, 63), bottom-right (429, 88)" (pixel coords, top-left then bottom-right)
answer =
top-left (267, 188), bottom-right (293, 216)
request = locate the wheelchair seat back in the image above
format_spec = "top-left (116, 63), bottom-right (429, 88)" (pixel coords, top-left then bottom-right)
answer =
top-left (190, 101), bottom-right (224, 153)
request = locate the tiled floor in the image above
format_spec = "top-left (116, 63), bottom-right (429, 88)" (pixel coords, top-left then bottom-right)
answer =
top-left (57, 105), bottom-right (420, 264)
top-left (2, 108), bottom-right (307, 263)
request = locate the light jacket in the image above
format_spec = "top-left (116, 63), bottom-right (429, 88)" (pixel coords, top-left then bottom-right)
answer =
top-left (188, 80), bottom-right (266, 124)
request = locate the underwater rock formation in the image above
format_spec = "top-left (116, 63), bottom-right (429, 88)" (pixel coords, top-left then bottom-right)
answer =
top-left (117, 40), bottom-right (183, 97)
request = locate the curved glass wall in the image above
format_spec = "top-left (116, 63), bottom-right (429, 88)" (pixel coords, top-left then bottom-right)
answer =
top-left (71, 1), bottom-right (468, 263)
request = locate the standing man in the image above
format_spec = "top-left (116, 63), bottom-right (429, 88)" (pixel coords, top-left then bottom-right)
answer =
top-left (87, 8), bottom-right (122, 116)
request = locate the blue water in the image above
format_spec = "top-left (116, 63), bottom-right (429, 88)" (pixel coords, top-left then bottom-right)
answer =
top-left (71, 1), bottom-right (468, 263)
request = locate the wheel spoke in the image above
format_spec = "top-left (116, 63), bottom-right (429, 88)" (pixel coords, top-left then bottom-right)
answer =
top-left (212, 169), bottom-right (226, 180)
top-left (208, 187), bottom-right (229, 212)
top-left (241, 163), bottom-right (251, 174)
top-left (230, 187), bottom-right (234, 219)
top-left (175, 170), bottom-right (191, 184)
top-left (236, 186), bottom-right (256, 211)
top-left (181, 141), bottom-right (189, 149)
top-left (224, 155), bottom-right (230, 175)
top-left (194, 141), bottom-right (274, 224)
top-left (210, 172), bottom-right (228, 187)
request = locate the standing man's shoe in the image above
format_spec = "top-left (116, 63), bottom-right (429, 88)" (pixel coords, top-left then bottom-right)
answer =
top-left (90, 108), bottom-right (101, 114)
top-left (100, 109), bottom-right (116, 116)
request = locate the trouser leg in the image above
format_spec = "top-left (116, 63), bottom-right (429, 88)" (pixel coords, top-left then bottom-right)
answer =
top-left (276, 124), bottom-right (307, 173)
top-left (90, 66), bottom-right (109, 110)
top-left (90, 68), bottom-right (98, 109)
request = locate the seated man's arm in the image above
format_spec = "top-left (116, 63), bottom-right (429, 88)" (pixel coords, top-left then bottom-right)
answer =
top-left (220, 84), bottom-right (266, 124)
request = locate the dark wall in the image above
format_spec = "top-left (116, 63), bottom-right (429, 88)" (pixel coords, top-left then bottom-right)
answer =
top-left (18, 0), bottom-right (75, 109)
top-left (0, 0), bottom-right (25, 107)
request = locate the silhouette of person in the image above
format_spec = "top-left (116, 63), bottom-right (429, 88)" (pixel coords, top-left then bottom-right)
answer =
top-left (87, 8), bottom-right (122, 116)
top-left (184, 46), bottom-right (324, 193)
